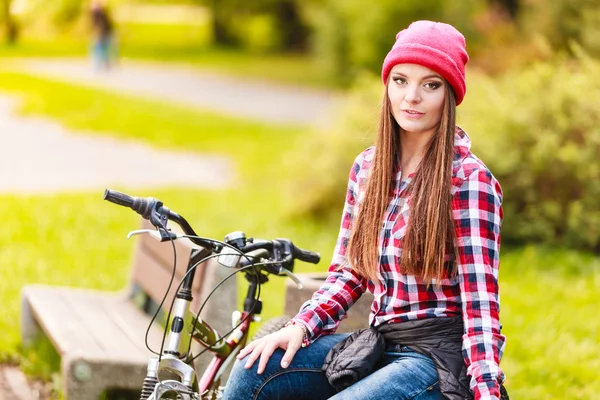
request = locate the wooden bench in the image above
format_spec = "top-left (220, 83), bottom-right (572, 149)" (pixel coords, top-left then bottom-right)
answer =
top-left (21, 219), bottom-right (237, 400)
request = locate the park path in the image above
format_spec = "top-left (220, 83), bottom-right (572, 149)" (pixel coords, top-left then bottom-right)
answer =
top-left (0, 95), bottom-right (233, 193)
top-left (0, 57), bottom-right (338, 397)
top-left (0, 57), bottom-right (339, 194)
top-left (0, 365), bottom-right (39, 400)
top-left (18, 58), bottom-right (340, 128)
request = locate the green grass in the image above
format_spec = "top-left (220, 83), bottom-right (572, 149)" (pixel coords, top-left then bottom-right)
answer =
top-left (0, 71), bottom-right (330, 394)
top-left (0, 70), bottom-right (308, 181)
top-left (499, 247), bottom-right (600, 399)
top-left (0, 37), bottom-right (87, 58)
top-left (0, 72), bottom-right (598, 399)
top-left (0, 189), bottom-right (333, 356)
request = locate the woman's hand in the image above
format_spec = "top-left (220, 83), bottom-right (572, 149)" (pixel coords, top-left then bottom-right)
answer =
top-left (236, 324), bottom-right (305, 374)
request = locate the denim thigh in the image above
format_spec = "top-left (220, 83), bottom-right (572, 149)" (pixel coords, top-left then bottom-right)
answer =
top-left (329, 346), bottom-right (441, 400)
top-left (222, 333), bottom-right (350, 400)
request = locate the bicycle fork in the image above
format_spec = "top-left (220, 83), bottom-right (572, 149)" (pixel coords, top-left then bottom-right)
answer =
top-left (140, 247), bottom-right (214, 400)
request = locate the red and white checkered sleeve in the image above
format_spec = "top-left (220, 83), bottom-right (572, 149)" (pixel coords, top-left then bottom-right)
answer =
top-left (290, 153), bottom-right (369, 343)
top-left (453, 168), bottom-right (507, 400)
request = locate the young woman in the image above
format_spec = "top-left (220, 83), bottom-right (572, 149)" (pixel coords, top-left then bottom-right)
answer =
top-left (223, 21), bottom-right (506, 400)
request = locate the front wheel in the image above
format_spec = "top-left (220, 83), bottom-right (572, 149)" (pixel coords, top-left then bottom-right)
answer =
top-left (252, 315), bottom-right (292, 340)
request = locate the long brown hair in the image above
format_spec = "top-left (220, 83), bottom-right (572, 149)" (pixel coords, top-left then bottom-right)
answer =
top-left (347, 83), bottom-right (457, 284)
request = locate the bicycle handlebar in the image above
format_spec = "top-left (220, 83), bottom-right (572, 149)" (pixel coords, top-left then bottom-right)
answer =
top-left (293, 246), bottom-right (320, 264)
top-left (104, 189), bottom-right (156, 220)
top-left (238, 239), bottom-right (320, 264)
top-left (104, 189), bottom-right (320, 269)
top-left (104, 189), bottom-right (218, 250)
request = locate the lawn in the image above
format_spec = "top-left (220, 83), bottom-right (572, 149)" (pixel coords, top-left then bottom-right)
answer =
top-left (0, 72), bottom-right (598, 399)
top-left (0, 70), bottom-right (308, 181)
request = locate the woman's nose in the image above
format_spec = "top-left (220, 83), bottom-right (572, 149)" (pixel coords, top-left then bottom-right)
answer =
top-left (404, 85), bottom-right (421, 104)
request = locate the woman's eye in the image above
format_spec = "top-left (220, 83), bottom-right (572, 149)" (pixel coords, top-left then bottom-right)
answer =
top-left (424, 82), bottom-right (442, 90)
top-left (393, 77), bottom-right (407, 85)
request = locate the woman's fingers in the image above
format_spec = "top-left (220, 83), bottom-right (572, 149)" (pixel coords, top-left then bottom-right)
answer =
top-left (256, 341), bottom-right (279, 374)
top-left (280, 335), bottom-right (302, 369)
top-left (244, 340), bottom-right (266, 369)
top-left (237, 339), bottom-right (257, 359)
top-left (237, 325), bottom-right (306, 373)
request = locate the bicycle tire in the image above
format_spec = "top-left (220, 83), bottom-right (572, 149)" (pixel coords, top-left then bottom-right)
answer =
top-left (252, 315), bottom-right (292, 340)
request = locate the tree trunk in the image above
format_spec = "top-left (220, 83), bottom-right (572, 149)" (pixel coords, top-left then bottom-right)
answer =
top-left (274, 0), bottom-right (309, 52)
top-left (490, 0), bottom-right (519, 20)
top-left (1, 0), bottom-right (17, 44)
top-left (210, 0), bottom-right (235, 45)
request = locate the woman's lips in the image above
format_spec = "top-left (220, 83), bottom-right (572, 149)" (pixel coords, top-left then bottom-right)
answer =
top-left (402, 109), bottom-right (424, 118)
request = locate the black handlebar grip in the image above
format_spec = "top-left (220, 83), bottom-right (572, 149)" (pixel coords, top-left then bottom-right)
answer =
top-left (294, 247), bottom-right (320, 264)
top-left (104, 189), bottom-right (134, 208)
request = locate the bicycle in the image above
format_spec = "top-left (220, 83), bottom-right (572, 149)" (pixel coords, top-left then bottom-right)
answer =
top-left (103, 189), bottom-right (321, 400)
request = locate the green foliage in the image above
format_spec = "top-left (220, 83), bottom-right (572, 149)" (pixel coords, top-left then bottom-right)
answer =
top-left (300, 0), bottom-right (486, 85)
top-left (116, 21), bottom-right (212, 58)
top-left (234, 13), bottom-right (282, 54)
top-left (17, 0), bottom-right (85, 32)
top-left (461, 51), bottom-right (600, 251)
top-left (520, 0), bottom-right (600, 58)
top-left (287, 53), bottom-right (600, 252)
top-left (282, 72), bottom-right (380, 219)
top-left (197, 0), bottom-right (308, 52)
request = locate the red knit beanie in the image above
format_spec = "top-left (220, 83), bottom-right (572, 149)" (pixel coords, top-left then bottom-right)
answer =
top-left (381, 20), bottom-right (469, 105)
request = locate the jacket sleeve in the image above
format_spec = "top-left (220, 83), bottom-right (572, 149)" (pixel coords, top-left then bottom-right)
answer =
top-left (290, 154), bottom-right (369, 342)
top-left (452, 168), bottom-right (507, 400)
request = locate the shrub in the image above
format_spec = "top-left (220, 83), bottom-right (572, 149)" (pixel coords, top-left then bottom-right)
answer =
top-left (288, 53), bottom-right (600, 251)
top-left (462, 50), bottom-right (600, 250)
top-left (282, 72), bottom-right (381, 222)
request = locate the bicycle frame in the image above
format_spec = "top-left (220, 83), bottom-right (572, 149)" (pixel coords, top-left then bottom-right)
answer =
top-left (143, 244), bottom-right (264, 399)
top-left (102, 189), bottom-right (318, 399)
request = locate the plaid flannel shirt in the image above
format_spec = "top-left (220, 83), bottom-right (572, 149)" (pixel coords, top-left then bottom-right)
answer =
top-left (292, 128), bottom-right (506, 400)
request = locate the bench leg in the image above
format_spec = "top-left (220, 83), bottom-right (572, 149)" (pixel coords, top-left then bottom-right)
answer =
top-left (21, 290), bottom-right (41, 348)
top-left (62, 357), bottom-right (104, 400)
top-left (63, 356), bottom-right (146, 400)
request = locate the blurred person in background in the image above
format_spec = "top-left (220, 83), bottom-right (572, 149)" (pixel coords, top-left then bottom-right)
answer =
top-left (223, 21), bottom-right (508, 400)
top-left (90, 0), bottom-right (115, 71)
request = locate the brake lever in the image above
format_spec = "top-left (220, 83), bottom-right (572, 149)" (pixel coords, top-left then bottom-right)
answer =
top-left (127, 229), bottom-right (181, 242)
top-left (279, 268), bottom-right (304, 290)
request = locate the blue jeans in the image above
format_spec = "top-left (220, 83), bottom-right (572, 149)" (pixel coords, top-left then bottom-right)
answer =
top-left (91, 35), bottom-right (113, 70)
top-left (222, 334), bottom-right (441, 400)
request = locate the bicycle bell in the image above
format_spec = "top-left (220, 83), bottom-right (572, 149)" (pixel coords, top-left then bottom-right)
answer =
top-left (218, 231), bottom-right (246, 268)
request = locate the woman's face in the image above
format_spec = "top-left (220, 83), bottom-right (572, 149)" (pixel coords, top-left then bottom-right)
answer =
top-left (387, 63), bottom-right (446, 138)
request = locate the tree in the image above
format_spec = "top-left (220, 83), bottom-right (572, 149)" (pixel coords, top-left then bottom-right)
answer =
top-left (1, 0), bottom-right (17, 44)
top-left (489, 0), bottom-right (519, 20)
top-left (207, 0), bottom-right (238, 46)
top-left (200, 0), bottom-right (309, 51)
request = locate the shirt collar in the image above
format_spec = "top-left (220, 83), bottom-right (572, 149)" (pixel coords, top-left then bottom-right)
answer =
top-left (452, 126), bottom-right (471, 175)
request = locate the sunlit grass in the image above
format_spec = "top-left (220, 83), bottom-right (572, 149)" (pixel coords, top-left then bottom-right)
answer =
top-left (499, 246), bottom-right (600, 399)
top-left (0, 72), bottom-right (598, 399)
top-left (0, 71), bottom-right (308, 181)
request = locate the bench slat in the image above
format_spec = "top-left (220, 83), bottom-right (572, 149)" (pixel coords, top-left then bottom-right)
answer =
top-left (23, 285), bottom-right (106, 358)
top-left (23, 285), bottom-right (166, 362)
top-left (21, 218), bottom-right (237, 400)
top-left (105, 295), bottom-right (165, 357)
top-left (63, 288), bottom-right (160, 362)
